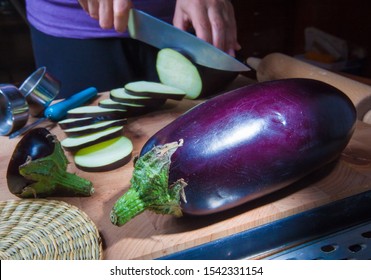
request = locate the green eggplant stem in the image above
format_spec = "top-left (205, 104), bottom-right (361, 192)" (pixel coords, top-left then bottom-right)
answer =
top-left (110, 139), bottom-right (187, 226)
top-left (18, 135), bottom-right (94, 198)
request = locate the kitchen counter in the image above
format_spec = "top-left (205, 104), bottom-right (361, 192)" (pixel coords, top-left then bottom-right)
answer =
top-left (1, 77), bottom-right (371, 259)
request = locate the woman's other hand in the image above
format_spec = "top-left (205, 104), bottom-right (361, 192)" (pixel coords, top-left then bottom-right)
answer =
top-left (173, 0), bottom-right (241, 56)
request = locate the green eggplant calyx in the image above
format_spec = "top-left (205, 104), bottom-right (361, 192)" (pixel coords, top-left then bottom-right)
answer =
top-left (110, 139), bottom-right (187, 227)
top-left (18, 135), bottom-right (94, 198)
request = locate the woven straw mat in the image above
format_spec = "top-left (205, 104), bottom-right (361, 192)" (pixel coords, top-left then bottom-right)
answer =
top-left (0, 199), bottom-right (103, 260)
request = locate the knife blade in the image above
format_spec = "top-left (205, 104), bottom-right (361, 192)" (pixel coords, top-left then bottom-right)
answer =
top-left (128, 9), bottom-right (250, 72)
top-left (9, 87), bottom-right (98, 139)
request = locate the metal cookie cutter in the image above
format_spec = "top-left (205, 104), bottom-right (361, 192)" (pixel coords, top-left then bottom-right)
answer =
top-left (19, 67), bottom-right (61, 117)
top-left (0, 84), bottom-right (29, 136)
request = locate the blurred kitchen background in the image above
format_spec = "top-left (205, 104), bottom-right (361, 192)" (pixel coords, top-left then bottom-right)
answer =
top-left (1, 0), bottom-right (371, 86)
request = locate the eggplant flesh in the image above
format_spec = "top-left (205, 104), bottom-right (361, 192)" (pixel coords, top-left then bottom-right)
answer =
top-left (74, 136), bottom-right (133, 172)
top-left (139, 78), bottom-right (357, 216)
top-left (156, 48), bottom-right (238, 99)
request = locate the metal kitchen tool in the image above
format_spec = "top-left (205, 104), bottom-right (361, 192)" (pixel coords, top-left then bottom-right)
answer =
top-left (266, 221), bottom-right (371, 260)
top-left (128, 9), bottom-right (250, 72)
top-left (159, 191), bottom-right (371, 260)
top-left (19, 67), bottom-right (61, 117)
top-left (9, 87), bottom-right (98, 139)
top-left (0, 84), bottom-right (29, 136)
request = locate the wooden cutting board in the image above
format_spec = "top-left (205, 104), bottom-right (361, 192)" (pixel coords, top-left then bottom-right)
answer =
top-left (1, 81), bottom-right (371, 260)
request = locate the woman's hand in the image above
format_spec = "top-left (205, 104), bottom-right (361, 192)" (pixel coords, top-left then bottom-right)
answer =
top-left (173, 0), bottom-right (241, 55)
top-left (78, 0), bottom-right (133, 33)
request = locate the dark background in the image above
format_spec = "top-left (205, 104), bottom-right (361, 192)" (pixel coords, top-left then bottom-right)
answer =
top-left (1, 0), bottom-right (371, 85)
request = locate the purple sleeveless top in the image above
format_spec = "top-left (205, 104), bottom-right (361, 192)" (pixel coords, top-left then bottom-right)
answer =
top-left (25, 0), bottom-right (176, 39)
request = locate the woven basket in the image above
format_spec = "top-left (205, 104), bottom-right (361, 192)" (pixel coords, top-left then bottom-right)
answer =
top-left (0, 199), bottom-right (103, 260)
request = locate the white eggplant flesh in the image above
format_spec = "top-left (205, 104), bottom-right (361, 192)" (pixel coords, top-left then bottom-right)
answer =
top-left (74, 136), bottom-right (133, 172)
top-left (156, 48), bottom-right (202, 99)
top-left (156, 48), bottom-right (238, 99)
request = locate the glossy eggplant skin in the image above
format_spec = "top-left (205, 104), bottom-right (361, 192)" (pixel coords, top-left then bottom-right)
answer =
top-left (7, 127), bottom-right (94, 198)
top-left (140, 79), bottom-right (357, 215)
top-left (7, 128), bottom-right (54, 195)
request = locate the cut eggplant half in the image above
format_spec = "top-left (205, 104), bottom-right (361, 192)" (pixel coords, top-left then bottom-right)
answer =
top-left (67, 106), bottom-right (128, 119)
top-left (110, 88), bottom-right (166, 107)
top-left (74, 136), bottom-right (133, 172)
top-left (156, 48), bottom-right (238, 99)
top-left (61, 126), bottom-right (123, 152)
top-left (124, 81), bottom-right (186, 100)
top-left (63, 119), bottom-right (127, 136)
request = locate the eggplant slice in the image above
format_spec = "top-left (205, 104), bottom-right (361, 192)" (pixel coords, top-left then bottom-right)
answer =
top-left (61, 126), bottom-right (124, 152)
top-left (98, 98), bottom-right (151, 115)
top-left (74, 136), bottom-right (133, 172)
top-left (58, 114), bottom-right (128, 129)
top-left (124, 81), bottom-right (186, 100)
top-left (156, 48), bottom-right (237, 99)
top-left (67, 106), bottom-right (128, 119)
top-left (110, 88), bottom-right (166, 107)
top-left (62, 119), bottom-right (127, 137)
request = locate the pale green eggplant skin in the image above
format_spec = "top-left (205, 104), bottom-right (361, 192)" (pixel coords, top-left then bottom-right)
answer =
top-left (140, 78), bottom-right (357, 216)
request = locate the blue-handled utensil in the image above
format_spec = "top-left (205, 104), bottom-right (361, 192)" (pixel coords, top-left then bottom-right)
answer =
top-left (9, 87), bottom-right (98, 139)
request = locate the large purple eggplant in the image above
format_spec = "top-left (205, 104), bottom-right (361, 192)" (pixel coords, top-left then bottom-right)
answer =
top-left (110, 78), bottom-right (356, 226)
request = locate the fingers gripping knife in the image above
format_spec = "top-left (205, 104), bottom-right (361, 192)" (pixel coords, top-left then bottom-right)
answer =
top-left (9, 87), bottom-right (98, 139)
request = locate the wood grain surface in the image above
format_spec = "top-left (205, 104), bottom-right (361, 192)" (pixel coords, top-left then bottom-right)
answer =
top-left (1, 78), bottom-right (371, 259)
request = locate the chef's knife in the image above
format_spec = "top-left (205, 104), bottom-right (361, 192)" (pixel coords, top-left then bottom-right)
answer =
top-left (128, 9), bottom-right (250, 72)
top-left (9, 87), bottom-right (98, 139)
